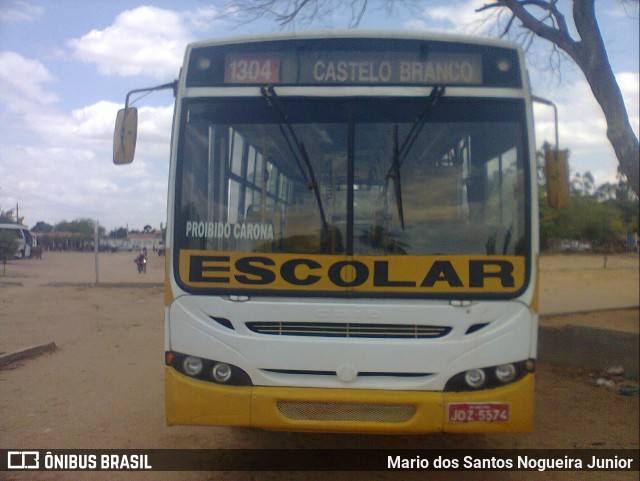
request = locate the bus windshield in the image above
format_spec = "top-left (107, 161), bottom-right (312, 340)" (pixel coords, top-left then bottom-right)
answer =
top-left (175, 95), bottom-right (528, 291)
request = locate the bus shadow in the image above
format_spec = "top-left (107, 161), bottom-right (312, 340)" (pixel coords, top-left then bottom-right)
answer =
top-left (225, 427), bottom-right (526, 450)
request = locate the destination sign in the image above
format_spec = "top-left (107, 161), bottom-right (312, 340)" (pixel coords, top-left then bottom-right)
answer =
top-left (222, 51), bottom-right (482, 86)
top-left (188, 37), bottom-right (523, 89)
top-left (300, 53), bottom-right (482, 85)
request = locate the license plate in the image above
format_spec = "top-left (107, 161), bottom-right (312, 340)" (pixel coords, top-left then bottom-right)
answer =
top-left (448, 403), bottom-right (509, 423)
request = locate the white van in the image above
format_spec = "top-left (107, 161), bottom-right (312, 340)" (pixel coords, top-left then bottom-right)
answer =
top-left (0, 223), bottom-right (34, 258)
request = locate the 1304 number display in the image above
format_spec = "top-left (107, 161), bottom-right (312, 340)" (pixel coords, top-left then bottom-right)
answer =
top-left (224, 55), bottom-right (280, 84)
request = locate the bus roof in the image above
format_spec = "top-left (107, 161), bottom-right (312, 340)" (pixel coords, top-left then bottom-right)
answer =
top-left (186, 30), bottom-right (522, 52)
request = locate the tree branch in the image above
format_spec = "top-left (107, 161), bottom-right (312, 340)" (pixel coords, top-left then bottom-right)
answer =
top-left (478, 0), bottom-right (579, 61)
top-left (227, 0), bottom-right (417, 28)
top-left (500, 13), bottom-right (516, 37)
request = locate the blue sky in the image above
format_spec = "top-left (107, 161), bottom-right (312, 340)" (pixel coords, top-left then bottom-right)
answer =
top-left (0, 0), bottom-right (638, 231)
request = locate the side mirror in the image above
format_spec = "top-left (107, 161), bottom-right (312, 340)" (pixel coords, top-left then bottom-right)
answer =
top-left (113, 107), bottom-right (138, 164)
top-left (544, 148), bottom-right (570, 209)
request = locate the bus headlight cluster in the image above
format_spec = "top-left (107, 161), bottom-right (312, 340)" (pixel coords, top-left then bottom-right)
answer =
top-left (444, 360), bottom-right (534, 392)
top-left (166, 351), bottom-right (252, 386)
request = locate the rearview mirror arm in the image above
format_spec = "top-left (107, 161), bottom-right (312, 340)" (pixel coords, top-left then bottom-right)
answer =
top-left (124, 80), bottom-right (178, 110)
top-left (532, 95), bottom-right (559, 151)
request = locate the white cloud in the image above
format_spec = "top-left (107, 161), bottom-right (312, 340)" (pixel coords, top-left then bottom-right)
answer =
top-left (67, 6), bottom-right (188, 78)
top-left (0, 130), bottom-right (170, 229)
top-left (13, 5), bottom-right (225, 227)
top-left (67, 5), bottom-right (225, 79)
top-left (72, 101), bottom-right (122, 141)
top-left (0, 145), bottom-right (97, 219)
top-left (0, 0), bottom-right (43, 23)
top-left (138, 105), bottom-right (174, 146)
top-left (419, 0), bottom-right (497, 34)
top-left (0, 92), bottom-right (172, 229)
top-left (534, 79), bottom-right (605, 150)
top-left (185, 5), bottom-right (224, 30)
top-left (0, 51), bottom-right (58, 109)
top-left (603, 1), bottom-right (639, 18)
top-left (547, 72), bottom-right (639, 183)
top-left (532, 77), bottom-right (630, 184)
top-left (404, 18), bottom-right (428, 30)
top-left (616, 72), bottom-right (640, 137)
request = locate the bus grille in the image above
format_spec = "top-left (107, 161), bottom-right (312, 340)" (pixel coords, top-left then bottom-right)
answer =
top-left (277, 401), bottom-right (417, 423)
top-left (246, 322), bottom-right (451, 339)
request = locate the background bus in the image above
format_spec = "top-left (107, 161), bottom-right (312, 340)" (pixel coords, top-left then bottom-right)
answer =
top-left (115, 32), bottom-right (539, 433)
top-left (0, 223), bottom-right (35, 258)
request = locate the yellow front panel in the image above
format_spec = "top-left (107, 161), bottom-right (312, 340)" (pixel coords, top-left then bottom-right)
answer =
top-left (165, 368), bottom-right (251, 426)
top-left (165, 367), bottom-right (534, 433)
top-left (250, 385), bottom-right (443, 434)
top-left (179, 250), bottom-right (526, 295)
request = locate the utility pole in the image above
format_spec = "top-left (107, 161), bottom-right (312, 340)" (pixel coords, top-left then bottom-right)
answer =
top-left (94, 219), bottom-right (100, 285)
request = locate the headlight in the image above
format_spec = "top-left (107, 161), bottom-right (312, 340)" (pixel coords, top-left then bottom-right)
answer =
top-left (495, 364), bottom-right (517, 383)
top-left (464, 369), bottom-right (486, 388)
top-left (183, 356), bottom-right (203, 377)
top-left (212, 362), bottom-right (232, 383)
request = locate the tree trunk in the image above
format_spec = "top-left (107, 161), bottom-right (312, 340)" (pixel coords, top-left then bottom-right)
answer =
top-left (569, 0), bottom-right (639, 195)
top-left (493, 0), bottom-right (639, 196)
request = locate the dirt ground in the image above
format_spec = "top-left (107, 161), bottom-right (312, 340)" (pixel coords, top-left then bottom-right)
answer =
top-left (0, 252), bottom-right (638, 481)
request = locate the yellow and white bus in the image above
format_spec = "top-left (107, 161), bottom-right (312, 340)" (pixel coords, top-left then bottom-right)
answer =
top-left (116, 32), bottom-right (540, 433)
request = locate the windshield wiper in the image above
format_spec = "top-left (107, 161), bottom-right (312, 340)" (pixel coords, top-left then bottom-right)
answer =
top-left (384, 86), bottom-right (445, 230)
top-left (388, 125), bottom-right (404, 229)
top-left (398, 85), bottom-right (445, 166)
top-left (260, 86), bottom-right (328, 231)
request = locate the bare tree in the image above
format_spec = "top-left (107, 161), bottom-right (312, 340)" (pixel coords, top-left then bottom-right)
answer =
top-left (477, 0), bottom-right (639, 195)
top-left (225, 0), bottom-right (639, 195)
top-left (228, 0), bottom-right (418, 28)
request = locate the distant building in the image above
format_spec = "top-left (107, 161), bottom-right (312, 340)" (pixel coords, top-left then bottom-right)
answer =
top-left (128, 232), bottom-right (164, 251)
top-left (33, 231), bottom-right (89, 251)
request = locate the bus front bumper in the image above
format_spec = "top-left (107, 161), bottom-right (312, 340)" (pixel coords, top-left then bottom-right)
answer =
top-left (165, 367), bottom-right (534, 433)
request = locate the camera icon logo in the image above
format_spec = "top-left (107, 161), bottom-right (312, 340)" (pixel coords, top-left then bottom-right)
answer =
top-left (7, 451), bottom-right (40, 469)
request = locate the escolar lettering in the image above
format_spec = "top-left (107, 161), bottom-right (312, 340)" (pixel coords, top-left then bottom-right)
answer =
top-left (186, 254), bottom-right (518, 291)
